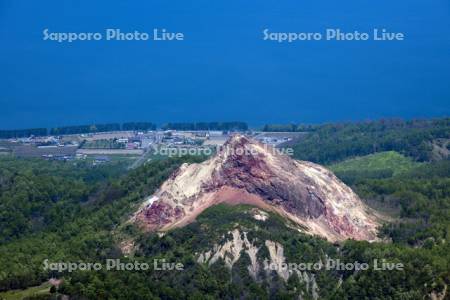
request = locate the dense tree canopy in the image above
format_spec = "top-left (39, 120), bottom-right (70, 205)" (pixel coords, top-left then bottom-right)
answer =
top-left (0, 128), bottom-right (47, 139)
top-left (162, 122), bottom-right (248, 131)
top-left (274, 118), bottom-right (450, 164)
top-left (0, 118), bottom-right (449, 299)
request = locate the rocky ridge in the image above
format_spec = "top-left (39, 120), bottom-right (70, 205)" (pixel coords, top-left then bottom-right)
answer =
top-left (132, 135), bottom-right (379, 242)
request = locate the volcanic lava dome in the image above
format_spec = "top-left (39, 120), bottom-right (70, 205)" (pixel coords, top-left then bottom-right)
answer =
top-left (132, 135), bottom-right (379, 242)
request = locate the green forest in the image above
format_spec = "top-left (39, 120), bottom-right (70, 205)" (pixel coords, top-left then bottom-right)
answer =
top-left (161, 122), bottom-right (248, 131)
top-left (0, 121), bottom-right (248, 139)
top-left (0, 118), bottom-right (449, 299)
top-left (267, 118), bottom-right (450, 163)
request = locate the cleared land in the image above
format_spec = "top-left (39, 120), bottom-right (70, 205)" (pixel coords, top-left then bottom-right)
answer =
top-left (13, 145), bottom-right (78, 157)
top-left (0, 283), bottom-right (51, 300)
top-left (77, 149), bottom-right (144, 155)
top-left (329, 151), bottom-right (420, 176)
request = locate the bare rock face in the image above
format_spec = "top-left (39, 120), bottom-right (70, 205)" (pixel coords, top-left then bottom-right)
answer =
top-left (196, 229), bottom-right (320, 300)
top-left (132, 135), bottom-right (379, 242)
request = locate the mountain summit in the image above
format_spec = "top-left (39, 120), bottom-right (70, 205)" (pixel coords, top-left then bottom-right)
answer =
top-left (132, 135), bottom-right (379, 241)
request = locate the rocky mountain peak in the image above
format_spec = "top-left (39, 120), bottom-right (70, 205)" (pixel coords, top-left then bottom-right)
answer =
top-left (132, 135), bottom-right (379, 242)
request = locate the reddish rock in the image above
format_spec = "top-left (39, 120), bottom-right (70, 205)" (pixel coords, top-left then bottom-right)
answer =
top-left (132, 135), bottom-right (379, 242)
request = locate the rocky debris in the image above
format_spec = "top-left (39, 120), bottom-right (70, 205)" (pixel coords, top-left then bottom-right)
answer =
top-left (264, 240), bottom-right (319, 299)
top-left (265, 240), bottom-right (290, 281)
top-left (251, 208), bottom-right (269, 221)
top-left (119, 238), bottom-right (135, 256)
top-left (197, 229), bottom-right (319, 299)
top-left (197, 229), bottom-right (260, 278)
top-left (132, 134), bottom-right (379, 242)
top-left (430, 283), bottom-right (448, 300)
top-left (48, 278), bottom-right (62, 287)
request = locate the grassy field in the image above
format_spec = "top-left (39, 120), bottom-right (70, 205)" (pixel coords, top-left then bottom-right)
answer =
top-left (329, 151), bottom-right (420, 175)
top-left (81, 139), bottom-right (126, 149)
top-left (328, 151), bottom-right (422, 185)
top-left (0, 283), bottom-right (52, 300)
